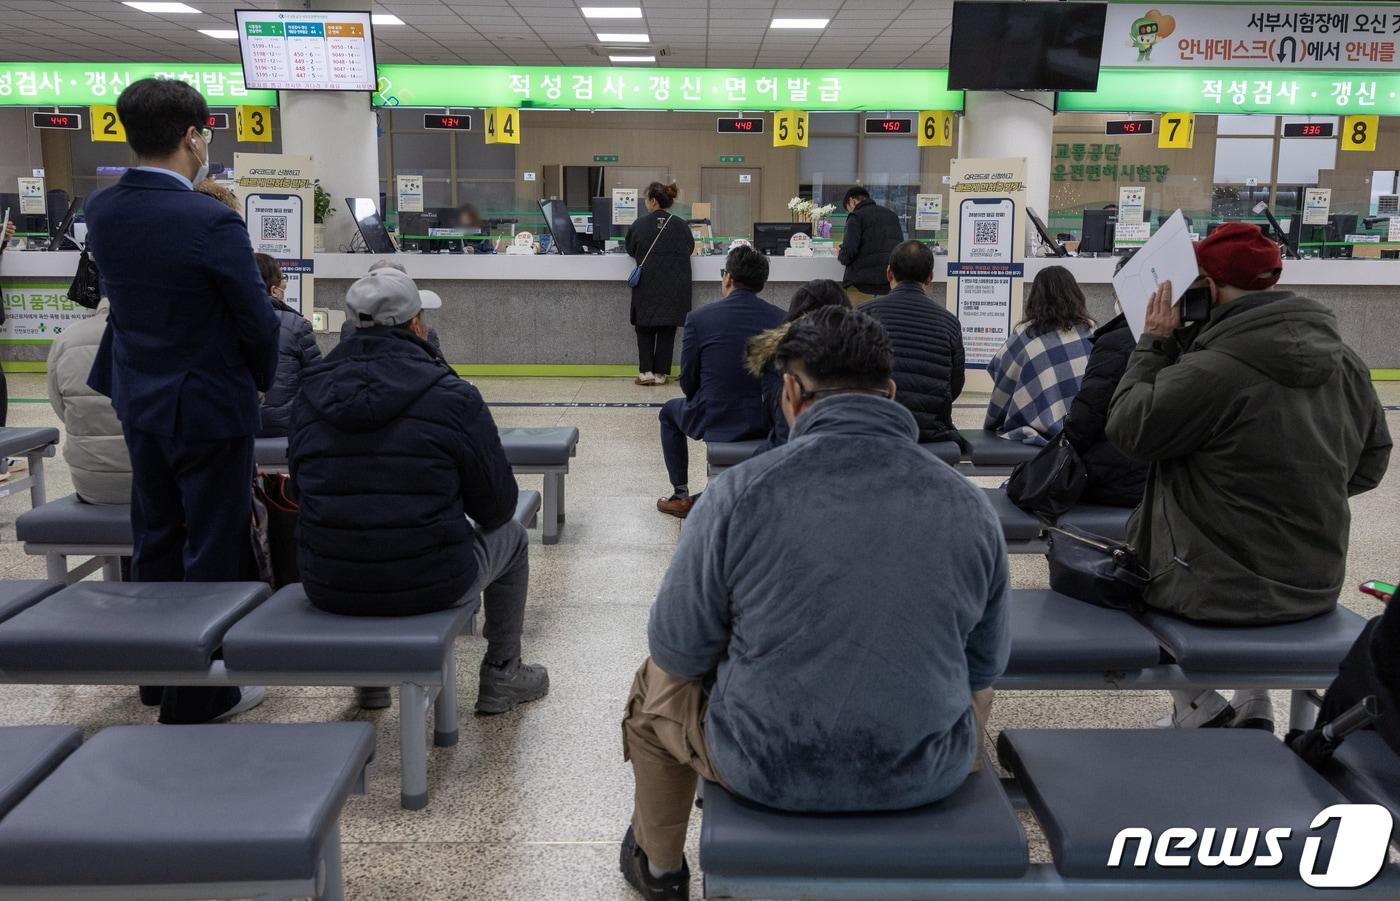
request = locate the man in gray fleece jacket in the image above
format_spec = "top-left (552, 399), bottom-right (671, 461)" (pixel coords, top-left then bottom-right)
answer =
top-left (619, 306), bottom-right (1010, 901)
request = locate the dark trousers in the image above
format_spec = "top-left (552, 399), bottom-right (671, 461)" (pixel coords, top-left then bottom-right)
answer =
top-left (0, 368), bottom-right (7, 427)
top-left (659, 397), bottom-right (696, 488)
top-left (635, 326), bottom-right (677, 375)
top-left (124, 426), bottom-right (254, 724)
top-left (471, 519), bottom-right (531, 665)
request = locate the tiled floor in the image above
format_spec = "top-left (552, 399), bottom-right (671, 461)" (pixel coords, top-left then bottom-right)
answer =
top-left (1, 373), bottom-right (1398, 899)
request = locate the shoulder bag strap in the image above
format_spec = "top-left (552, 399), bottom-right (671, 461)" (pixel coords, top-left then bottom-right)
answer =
top-left (636, 214), bottom-right (671, 273)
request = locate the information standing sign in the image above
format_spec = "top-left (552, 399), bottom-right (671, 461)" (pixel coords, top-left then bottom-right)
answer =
top-left (914, 193), bottom-right (943, 232)
top-left (234, 153), bottom-right (315, 315)
top-left (396, 175), bottom-right (423, 213)
top-left (1303, 187), bottom-right (1332, 225)
top-left (612, 188), bottom-right (638, 227)
top-left (946, 157), bottom-right (1027, 382)
top-left (16, 177), bottom-right (43, 215)
top-left (1389, 217), bottom-right (1400, 244)
top-left (1115, 186), bottom-right (1149, 247)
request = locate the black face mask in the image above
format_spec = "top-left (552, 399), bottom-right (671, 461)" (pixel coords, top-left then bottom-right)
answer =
top-left (1179, 284), bottom-right (1212, 324)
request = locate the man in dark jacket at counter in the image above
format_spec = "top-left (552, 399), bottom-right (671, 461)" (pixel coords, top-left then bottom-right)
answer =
top-left (86, 77), bottom-right (279, 724)
top-left (621, 307), bottom-right (1009, 901)
top-left (290, 267), bottom-right (548, 716)
top-left (837, 186), bottom-right (903, 304)
top-left (863, 240), bottom-right (965, 445)
top-left (1108, 222), bottom-right (1391, 732)
top-left (656, 245), bottom-right (785, 518)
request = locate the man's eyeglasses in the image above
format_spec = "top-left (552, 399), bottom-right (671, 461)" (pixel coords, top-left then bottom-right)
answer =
top-left (720, 268), bottom-right (728, 278)
top-left (785, 370), bottom-right (889, 402)
top-left (198, 127), bottom-right (214, 144)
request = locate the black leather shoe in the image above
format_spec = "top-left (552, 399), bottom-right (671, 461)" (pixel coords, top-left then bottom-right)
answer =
top-left (619, 826), bottom-right (689, 901)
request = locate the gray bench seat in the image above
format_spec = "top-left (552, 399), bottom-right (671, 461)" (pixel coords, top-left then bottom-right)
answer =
top-left (0, 582), bottom-right (62, 628)
top-left (0, 427), bottom-right (59, 514)
top-left (983, 487), bottom-right (1132, 554)
top-left (0, 722), bottom-right (372, 900)
top-left (706, 439), bottom-right (765, 476)
top-left (0, 726), bottom-right (81, 820)
top-left (960, 428), bottom-right (1041, 471)
top-left (1003, 589), bottom-right (1161, 678)
top-left (1324, 731), bottom-right (1400, 827)
top-left (700, 766), bottom-right (1028, 898)
top-left (1140, 604), bottom-right (1365, 676)
top-left (254, 436), bottom-right (289, 469)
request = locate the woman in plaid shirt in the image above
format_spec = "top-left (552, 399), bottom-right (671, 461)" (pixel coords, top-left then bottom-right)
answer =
top-left (984, 266), bottom-right (1095, 446)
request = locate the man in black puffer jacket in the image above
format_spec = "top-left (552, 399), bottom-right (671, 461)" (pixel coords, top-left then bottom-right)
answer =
top-left (863, 241), bottom-right (965, 446)
top-left (290, 267), bottom-right (548, 715)
top-left (838, 186), bottom-right (903, 303)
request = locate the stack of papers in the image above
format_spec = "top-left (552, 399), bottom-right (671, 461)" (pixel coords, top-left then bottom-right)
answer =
top-left (1110, 210), bottom-right (1199, 340)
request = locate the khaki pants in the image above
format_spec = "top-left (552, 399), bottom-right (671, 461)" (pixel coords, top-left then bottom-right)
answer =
top-left (845, 285), bottom-right (879, 306)
top-left (622, 657), bottom-right (997, 872)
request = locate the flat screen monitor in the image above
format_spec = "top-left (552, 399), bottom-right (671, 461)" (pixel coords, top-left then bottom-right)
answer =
top-left (346, 197), bottom-right (397, 254)
top-left (589, 197), bottom-right (614, 250)
top-left (47, 196), bottom-right (81, 251)
top-left (236, 9), bottom-right (377, 92)
top-left (538, 199), bottom-right (585, 255)
top-left (1026, 207), bottom-right (1067, 257)
top-left (754, 222), bottom-right (812, 256)
top-left (1078, 208), bottom-right (1116, 254)
top-left (948, 1), bottom-right (1107, 92)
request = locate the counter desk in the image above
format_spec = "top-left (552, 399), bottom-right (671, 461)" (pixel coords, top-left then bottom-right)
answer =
top-left (5, 252), bottom-right (1400, 372)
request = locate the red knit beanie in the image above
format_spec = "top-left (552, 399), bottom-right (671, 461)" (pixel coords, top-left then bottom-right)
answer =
top-left (1193, 222), bottom-right (1283, 291)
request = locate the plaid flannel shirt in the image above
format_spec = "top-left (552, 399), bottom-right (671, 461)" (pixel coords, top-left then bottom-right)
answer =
top-left (984, 323), bottom-right (1095, 446)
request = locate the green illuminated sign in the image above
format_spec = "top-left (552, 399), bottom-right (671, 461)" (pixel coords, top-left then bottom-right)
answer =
top-left (374, 65), bottom-right (963, 112)
top-left (1062, 67), bottom-right (1400, 116)
top-left (719, 155), bottom-right (745, 163)
top-left (0, 62), bottom-right (276, 107)
top-left (593, 154), bottom-right (619, 162)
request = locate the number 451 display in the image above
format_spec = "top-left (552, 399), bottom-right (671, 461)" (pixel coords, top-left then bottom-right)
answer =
top-left (485, 108), bottom-right (520, 145)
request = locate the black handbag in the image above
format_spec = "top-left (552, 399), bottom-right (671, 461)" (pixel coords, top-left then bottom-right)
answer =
top-left (1046, 524), bottom-right (1149, 612)
top-left (68, 248), bottom-right (101, 310)
top-left (1006, 431), bottom-right (1088, 521)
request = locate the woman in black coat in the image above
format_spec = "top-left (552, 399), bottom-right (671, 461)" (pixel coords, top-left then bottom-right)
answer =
top-left (625, 181), bottom-right (694, 386)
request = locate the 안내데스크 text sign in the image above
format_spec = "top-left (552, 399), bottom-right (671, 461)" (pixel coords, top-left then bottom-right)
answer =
top-left (373, 65), bottom-right (964, 112)
top-left (0, 62), bottom-right (276, 107)
top-left (1061, 67), bottom-right (1400, 116)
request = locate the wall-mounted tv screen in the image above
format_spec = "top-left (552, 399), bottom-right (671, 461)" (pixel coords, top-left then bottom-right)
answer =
top-left (237, 9), bottom-right (377, 92)
top-left (948, 1), bottom-right (1107, 92)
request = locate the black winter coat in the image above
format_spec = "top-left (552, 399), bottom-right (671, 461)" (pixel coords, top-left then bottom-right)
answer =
top-left (838, 199), bottom-right (903, 291)
top-left (259, 299), bottom-right (322, 438)
top-left (863, 283), bottom-right (965, 444)
top-left (627, 210), bottom-right (695, 328)
top-left (289, 327), bottom-right (519, 616)
top-left (1060, 313), bottom-right (1147, 507)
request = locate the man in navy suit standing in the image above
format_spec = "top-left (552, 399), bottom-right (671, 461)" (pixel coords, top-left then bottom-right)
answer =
top-left (86, 78), bottom-right (279, 724)
top-left (656, 245), bottom-right (785, 518)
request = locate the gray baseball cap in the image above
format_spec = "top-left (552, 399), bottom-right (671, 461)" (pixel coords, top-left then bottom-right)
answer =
top-left (344, 267), bottom-right (442, 328)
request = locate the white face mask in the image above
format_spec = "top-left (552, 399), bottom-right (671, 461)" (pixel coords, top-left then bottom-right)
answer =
top-left (190, 132), bottom-right (209, 185)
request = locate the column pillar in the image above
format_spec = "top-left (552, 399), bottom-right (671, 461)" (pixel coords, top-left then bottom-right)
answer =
top-left (958, 92), bottom-right (1055, 235)
top-left (276, 0), bottom-right (380, 252)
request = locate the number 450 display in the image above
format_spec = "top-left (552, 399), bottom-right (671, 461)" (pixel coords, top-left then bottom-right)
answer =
top-left (485, 108), bottom-right (520, 145)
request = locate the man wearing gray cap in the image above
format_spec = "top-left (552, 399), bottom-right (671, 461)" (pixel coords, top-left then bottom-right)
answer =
top-left (290, 267), bottom-right (549, 714)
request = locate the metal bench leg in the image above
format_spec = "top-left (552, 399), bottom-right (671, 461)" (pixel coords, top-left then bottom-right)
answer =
top-left (102, 556), bottom-right (122, 582)
top-left (1289, 689), bottom-right (1318, 732)
top-left (542, 472), bottom-right (561, 545)
top-left (317, 819), bottom-right (345, 901)
top-left (45, 552), bottom-right (67, 583)
top-left (25, 451), bottom-right (46, 509)
top-left (557, 472), bottom-right (566, 523)
top-left (399, 682), bottom-right (430, 810)
top-left (434, 646), bottom-right (459, 747)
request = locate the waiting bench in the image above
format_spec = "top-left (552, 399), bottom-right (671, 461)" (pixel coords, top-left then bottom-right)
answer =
top-left (984, 486), bottom-right (1132, 554)
top-left (0, 722), bottom-right (372, 900)
top-left (255, 426), bottom-right (578, 544)
top-left (700, 728), bottom-right (1400, 899)
top-left (17, 487), bottom-right (544, 583)
top-left (0, 428), bottom-right (59, 513)
top-left (706, 431), bottom-right (1045, 478)
top-left (0, 492), bottom-right (541, 811)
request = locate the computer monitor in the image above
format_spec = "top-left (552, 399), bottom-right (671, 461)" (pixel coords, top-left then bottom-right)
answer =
top-left (398, 211), bottom-right (437, 252)
top-left (1326, 213), bottom-right (1359, 259)
top-left (346, 197), bottom-right (397, 254)
top-left (47, 196), bottom-right (81, 251)
top-left (753, 222), bottom-right (812, 255)
top-left (589, 197), bottom-right (616, 250)
top-left (1026, 207), bottom-right (1067, 257)
top-left (1078, 208), bottom-right (1116, 254)
top-left (537, 198), bottom-right (585, 255)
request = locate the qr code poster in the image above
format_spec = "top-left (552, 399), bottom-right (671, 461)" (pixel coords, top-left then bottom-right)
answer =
top-left (246, 194), bottom-right (301, 257)
top-left (947, 157), bottom-right (1026, 373)
top-left (973, 219), bottom-right (999, 246)
top-left (235, 153), bottom-right (316, 315)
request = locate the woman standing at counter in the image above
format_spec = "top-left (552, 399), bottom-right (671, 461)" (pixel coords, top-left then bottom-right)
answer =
top-left (626, 182), bottom-right (694, 386)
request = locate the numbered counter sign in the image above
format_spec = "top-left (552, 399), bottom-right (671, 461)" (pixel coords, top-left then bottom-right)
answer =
top-left (485, 108), bottom-right (520, 145)
top-left (1158, 112), bottom-right (1195, 149)
top-left (918, 110), bottom-right (954, 148)
top-left (774, 109), bottom-right (808, 148)
top-left (1342, 115), bottom-right (1378, 152)
top-left (90, 105), bottom-right (125, 143)
top-left (236, 105), bottom-right (273, 143)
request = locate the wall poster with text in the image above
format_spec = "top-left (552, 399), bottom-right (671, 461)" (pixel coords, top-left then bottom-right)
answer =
top-left (235, 153), bottom-right (315, 316)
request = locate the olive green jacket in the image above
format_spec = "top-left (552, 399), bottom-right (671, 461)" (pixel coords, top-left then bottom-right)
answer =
top-left (1107, 290), bottom-right (1391, 624)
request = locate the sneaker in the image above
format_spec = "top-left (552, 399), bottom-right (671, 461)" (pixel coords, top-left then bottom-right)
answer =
top-left (475, 659), bottom-right (549, 715)
top-left (656, 494), bottom-right (695, 518)
top-left (208, 686), bottom-right (266, 723)
top-left (635, 372), bottom-right (655, 386)
top-left (619, 825), bottom-right (689, 901)
top-left (355, 686), bottom-right (392, 710)
top-left (650, 374), bottom-right (669, 386)
top-left (1154, 690), bottom-right (1233, 729)
top-left (4, 457), bottom-right (27, 474)
top-left (1230, 696), bottom-right (1275, 732)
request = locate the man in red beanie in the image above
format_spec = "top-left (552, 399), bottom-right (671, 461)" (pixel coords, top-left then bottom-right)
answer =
top-left (1108, 222), bottom-right (1391, 732)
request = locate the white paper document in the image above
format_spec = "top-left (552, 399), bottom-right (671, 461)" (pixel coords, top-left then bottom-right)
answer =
top-left (1111, 210), bottom-right (1199, 340)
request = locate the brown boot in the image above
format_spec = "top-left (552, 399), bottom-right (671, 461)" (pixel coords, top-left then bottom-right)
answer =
top-left (656, 494), bottom-right (695, 518)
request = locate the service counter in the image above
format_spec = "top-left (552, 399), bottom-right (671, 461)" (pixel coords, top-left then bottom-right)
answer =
top-left (5, 251), bottom-right (1400, 370)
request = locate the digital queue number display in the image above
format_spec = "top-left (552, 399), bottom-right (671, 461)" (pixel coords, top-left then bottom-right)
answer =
top-left (1283, 122), bottom-right (1335, 138)
top-left (424, 113), bottom-right (472, 131)
top-left (207, 113), bottom-right (230, 130)
top-left (716, 116), bottom-right (765, 134)
top-left (32, 111), bottom-right (82, 131)
top-left (1105, 119), bottom-right (1154, 136)
top-left (865, 117), bottom-right (914, 135)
